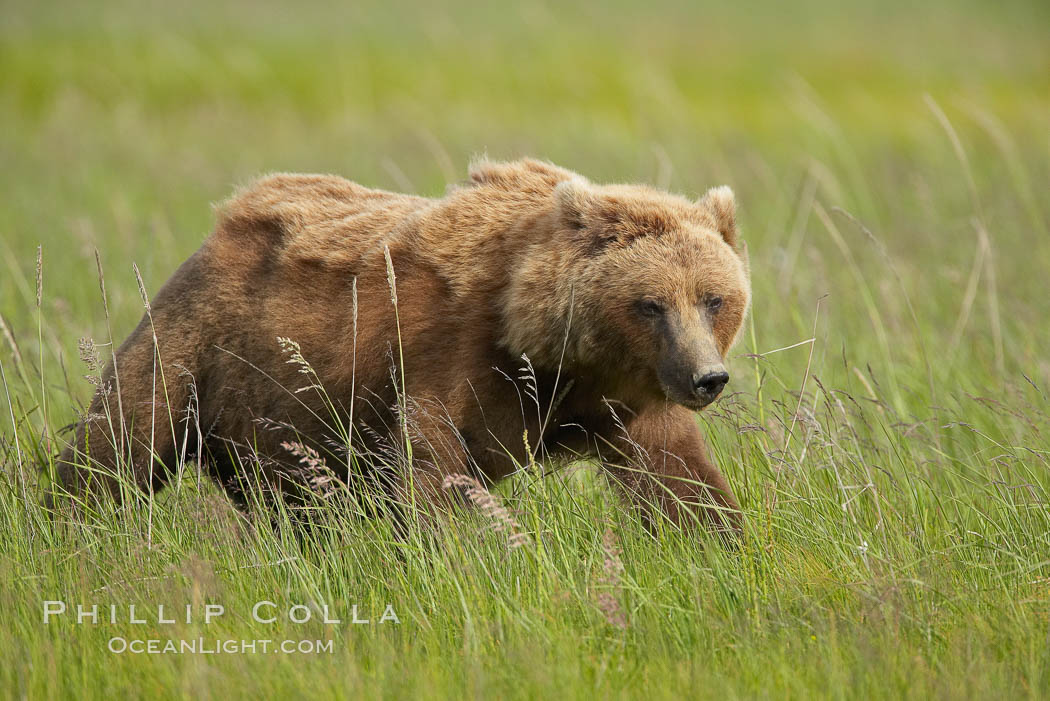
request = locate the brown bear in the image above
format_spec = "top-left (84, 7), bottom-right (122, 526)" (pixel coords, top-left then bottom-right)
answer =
top-left (55, 158), bottom-right (751, 537)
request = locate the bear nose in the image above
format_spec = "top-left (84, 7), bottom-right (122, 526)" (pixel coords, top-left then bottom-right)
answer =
top-left (692, 370), bottom-right (729, 398)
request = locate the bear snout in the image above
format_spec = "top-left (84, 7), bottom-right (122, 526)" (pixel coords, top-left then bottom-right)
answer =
top-left (691, 367), bottom-right (729, 406)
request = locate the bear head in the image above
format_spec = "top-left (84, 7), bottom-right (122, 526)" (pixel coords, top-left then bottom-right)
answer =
top-left (542, 177), bottom-right (751, 411)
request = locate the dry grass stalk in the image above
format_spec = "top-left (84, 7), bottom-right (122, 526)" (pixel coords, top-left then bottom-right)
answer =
top-left (441, 473), bottom-right (530, 549)
top-left (78, 337), bottom-right (104, 388)
top-left (276, 337), bottom-right (323, 394)
top-left (594, 527), bottom-right (628, 629)
top-left (35, 245), bottom-right (42, 308)
top-left (281, 440), bottom-right (337, 498)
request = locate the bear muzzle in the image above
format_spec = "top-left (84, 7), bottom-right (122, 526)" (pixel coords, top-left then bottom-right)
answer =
top-left (691, 367), bottom-right (730, 405)
top-left (658, 360), bottom-right (729, 410)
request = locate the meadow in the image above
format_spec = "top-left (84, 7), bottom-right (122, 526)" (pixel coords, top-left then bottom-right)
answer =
top-left (1, 0), bottom-right (1049, 697)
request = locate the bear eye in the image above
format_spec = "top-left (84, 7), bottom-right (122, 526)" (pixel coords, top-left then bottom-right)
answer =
top-left (637, 298), bottom-right (666, 317)
top-left (706, 296), bottom-right (723, 313)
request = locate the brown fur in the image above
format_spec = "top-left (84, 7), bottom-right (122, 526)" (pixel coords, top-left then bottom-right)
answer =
top-left (56, 158), bottom-right (752, 537)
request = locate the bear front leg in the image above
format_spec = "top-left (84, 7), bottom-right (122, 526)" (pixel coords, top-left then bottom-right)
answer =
top-left (600, 405), bottom-right (742, 539)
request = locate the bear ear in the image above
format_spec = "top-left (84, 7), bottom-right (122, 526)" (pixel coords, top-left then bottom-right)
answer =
top-left (553, 177), bottom-right (595, 231)
top-left (699, 185), bottom-right (738, 249)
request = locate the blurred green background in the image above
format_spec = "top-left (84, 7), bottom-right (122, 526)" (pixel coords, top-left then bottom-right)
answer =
top-left (2, 2), bottom-right (1050, 698)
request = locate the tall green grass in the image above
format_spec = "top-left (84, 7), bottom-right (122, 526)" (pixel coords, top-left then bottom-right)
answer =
top-left (1, 0), bottom-right (1049, 698)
